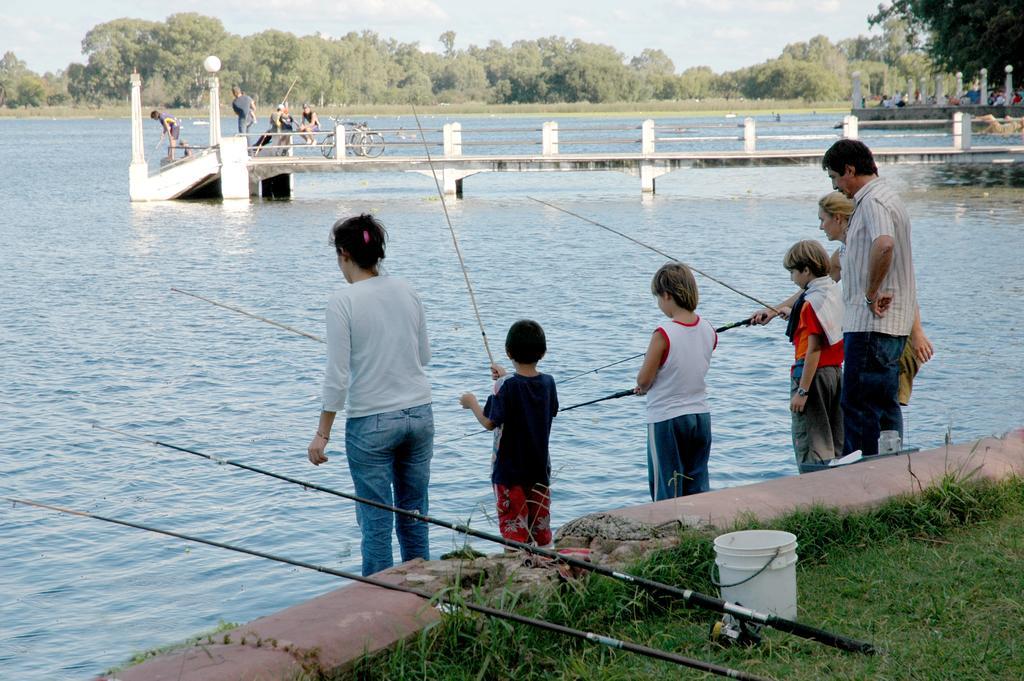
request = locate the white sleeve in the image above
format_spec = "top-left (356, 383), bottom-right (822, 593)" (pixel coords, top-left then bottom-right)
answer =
top-left (322, 296), bottom-right (352, 413)
top-left (415, 291), bottom-right (431, 366)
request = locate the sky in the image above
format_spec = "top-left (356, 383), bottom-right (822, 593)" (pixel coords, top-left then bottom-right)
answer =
top-left (2, 0), bottom-right (887, 75)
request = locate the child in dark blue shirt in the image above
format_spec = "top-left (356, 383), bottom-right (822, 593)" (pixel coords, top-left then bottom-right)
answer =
top-left (460, 320), bottom-right (558, 546)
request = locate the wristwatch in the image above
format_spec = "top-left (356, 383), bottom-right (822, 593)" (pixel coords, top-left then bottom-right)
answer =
top-left (864, 293), bottom-right (875, 306)
top-left (796, 387), bottom-right (809, 397)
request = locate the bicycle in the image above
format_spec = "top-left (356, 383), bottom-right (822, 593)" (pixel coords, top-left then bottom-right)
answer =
top-left (321, 119), bottom-right (385, 158)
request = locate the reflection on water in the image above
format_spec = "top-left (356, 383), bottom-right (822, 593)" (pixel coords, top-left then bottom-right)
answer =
top-left (1, 117), bottom-right (1022, 680)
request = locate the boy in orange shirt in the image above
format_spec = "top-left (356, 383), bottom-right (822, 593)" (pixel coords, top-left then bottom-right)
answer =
top-left (782, 240), bottom-right (844, 468)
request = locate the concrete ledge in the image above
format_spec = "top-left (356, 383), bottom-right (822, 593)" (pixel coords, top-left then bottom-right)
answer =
top-left (611, 432), bottom-right (1024, 529)
top-left (103, 431), bottom-right (1024, 681)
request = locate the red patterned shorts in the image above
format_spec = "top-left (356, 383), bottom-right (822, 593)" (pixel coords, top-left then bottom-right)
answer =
top-left (493, 483), bottom-right (552, 546)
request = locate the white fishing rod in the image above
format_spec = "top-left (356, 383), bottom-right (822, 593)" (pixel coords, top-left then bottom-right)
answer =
top-left (411, 105), bottom-right (495, 367)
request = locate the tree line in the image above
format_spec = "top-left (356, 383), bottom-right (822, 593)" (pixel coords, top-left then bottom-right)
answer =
top-left (0, 3), bottom-right (1018, 110)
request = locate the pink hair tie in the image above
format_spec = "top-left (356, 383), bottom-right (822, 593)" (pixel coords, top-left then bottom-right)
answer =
top-left (363, 229), bottom-right (370, 244)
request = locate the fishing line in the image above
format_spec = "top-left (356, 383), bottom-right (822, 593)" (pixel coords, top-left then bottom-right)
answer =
top-left (90, 423), bottom-right (877, 654)
top-left (411, 105), bottom-right (495, 366)
top-left (171, 288), bottom-right (325, 343)
top-left (8, 496), bottom-right (771, 680)
top-left (527, 197), bottom-right (779, 313)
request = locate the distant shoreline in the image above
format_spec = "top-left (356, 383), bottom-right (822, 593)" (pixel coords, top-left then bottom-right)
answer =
top-left (0, 99), bottom-right (848, 120)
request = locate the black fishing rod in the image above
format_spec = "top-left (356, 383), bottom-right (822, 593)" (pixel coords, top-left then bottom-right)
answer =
top-left (8, 496), bottom-right (770, 681)
top-left (439, 318), bottom-right (753, 445)
top-left (560, 388), bottom-right (635, 412)
top-left (92, 423), bottom-right (877, 654)
top-left (527, 197), bottom-right (780, 314)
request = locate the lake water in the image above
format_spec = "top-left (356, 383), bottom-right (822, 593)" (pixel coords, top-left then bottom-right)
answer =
top-left (2, 114), bottom-right (1023, 679)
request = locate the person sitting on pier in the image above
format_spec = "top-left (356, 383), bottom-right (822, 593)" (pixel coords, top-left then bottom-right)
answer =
top-left (149, 110), bottom-right (192, 161)
top-left (975, 114), bottom-right (1024, 135)
top-left (298, 103), bottom-right (320, 145)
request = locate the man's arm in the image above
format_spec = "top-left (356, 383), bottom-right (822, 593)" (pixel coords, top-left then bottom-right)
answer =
top-left (866, 234), bottom-right (895, 317)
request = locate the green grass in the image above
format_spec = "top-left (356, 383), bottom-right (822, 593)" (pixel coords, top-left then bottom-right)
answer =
top-left (324, 475), bottom-right (1024, 680)
top-left (106, 619), bottom-right (238, 675)
top-left (0, 99), bottom-right (848, 120)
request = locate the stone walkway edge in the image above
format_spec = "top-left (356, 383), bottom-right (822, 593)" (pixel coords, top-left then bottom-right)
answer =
top-left (104, 430), bottom-right (1024, 681)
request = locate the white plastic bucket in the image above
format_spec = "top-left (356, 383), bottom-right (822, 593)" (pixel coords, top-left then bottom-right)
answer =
top-left (713, 529), bottom-right (798, 620)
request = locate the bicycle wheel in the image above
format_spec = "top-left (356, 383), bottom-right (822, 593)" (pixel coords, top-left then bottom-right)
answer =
top-left (320, 133), bottom-right (335, 159)
top-left (348, 131), bottom-right (365, 156)
top-left (364, 132), bottom-right (385, 158)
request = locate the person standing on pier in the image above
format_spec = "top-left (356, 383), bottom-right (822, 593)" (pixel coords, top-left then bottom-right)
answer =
top-left (822, 139), bottom-right (917, 457)
top-left (230, 86), bottom-right (256, 135)
top-left (307, 214), bottom-right (434, 576)
top-left (149, 110), bottom-right (191, 161)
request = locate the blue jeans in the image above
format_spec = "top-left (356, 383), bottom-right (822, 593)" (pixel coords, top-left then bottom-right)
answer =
top-left (841, 332), bottom-right (906, 456)
top-left (646, 412), bottom-right (711, 500)
top-left (345, 403), bottom-right (433, 576)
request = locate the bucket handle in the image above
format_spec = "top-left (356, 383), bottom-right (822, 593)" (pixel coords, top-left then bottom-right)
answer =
top-left (710, 546), bottom-right (781, 589)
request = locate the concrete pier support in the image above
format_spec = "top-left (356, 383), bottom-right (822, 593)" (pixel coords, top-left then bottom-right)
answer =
top-left (219, 136), bottom-right (249, 199)
top-left (851, 71), bottom-right (862, 109)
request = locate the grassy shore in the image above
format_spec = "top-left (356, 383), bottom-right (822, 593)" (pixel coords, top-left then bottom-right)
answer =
top-left (1, 99), bottom-right (848, 120)
top-left (331, 473), bottom-right (1024, 680)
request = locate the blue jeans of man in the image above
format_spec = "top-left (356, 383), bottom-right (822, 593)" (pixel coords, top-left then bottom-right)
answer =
top-left (345, 403), bottom-right (433, 576)
top-left (841, 332), bottom-right (906, 456)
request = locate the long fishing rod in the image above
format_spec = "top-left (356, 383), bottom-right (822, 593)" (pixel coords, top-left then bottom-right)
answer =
top-left (528, 197), bottom-right (779, 313)
top-left (440, 318), bottom-right (753, 446)
top-left (171, 288), bottom-right (325, 343)
top-left (8, 496), bottom-right (769, 680)
top-left (560, 388), bottom-right (634, 412)
top-left (92, 423), bottom-right (877, 654)
top-left (411, 105), bottom-right (495, 366)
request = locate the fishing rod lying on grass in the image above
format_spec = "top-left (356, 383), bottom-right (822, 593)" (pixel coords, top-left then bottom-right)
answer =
top-left (93, 423), bottom-right (878, 655)
top-left (8, 496), bottom-right (769, 681)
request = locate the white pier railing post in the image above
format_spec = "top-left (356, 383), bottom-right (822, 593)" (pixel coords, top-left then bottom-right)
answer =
top-left (980, 68), bottom-right (988, 105)
top-left (851, 71), bottom-right (862, 109)
top-left (743, 117), bottom-right (756, 153)
top-left (443, 123), bottom-right (454, 157)
top-left (1006, 65), bottom-right (1014, 104)
top-left (207, 75), bottom-right (221, 147)
top-left (641, 119), bottom-right (655, 155)
top-left (934, 75), bottom-right (945, 105)
top-left (334, 123), bottom-right (345, 161)
top-left (952, 112), bottom-right (972, 150)
top-left (451, 122), bottom-right (462, 157)
top-left (130, 72), bottom-right (145, 165)
top-left (128, 72), bottom-right (149, 201)
top-left (955, 71), bottom-right (964, 100)
top-left (842, 114), bottom-right (859, 140)
top-left (542, 121), bottom-right (559, 155)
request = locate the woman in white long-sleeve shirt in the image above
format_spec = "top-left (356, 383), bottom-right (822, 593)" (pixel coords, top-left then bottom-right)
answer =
top-left (307, 214), bottom-right (433, 576)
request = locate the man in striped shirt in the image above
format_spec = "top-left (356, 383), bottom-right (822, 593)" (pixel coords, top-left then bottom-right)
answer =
top-left (822, 140), bottom-right (916, 457)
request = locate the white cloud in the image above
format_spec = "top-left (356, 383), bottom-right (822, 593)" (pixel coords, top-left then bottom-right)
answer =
top-left (711, 27), bottom-right (752, 41)
top-left (817, 0), bottom-right (842, 12)
top-left (201, 0), bottom-right (447, 23)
